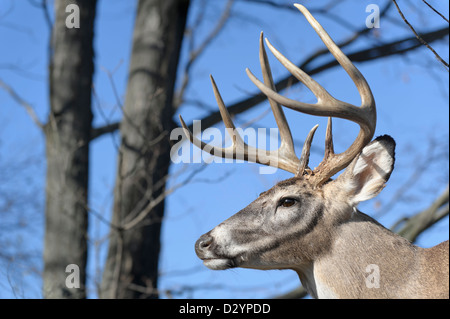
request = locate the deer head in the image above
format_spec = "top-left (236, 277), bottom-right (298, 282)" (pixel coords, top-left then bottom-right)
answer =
top-left (179, 4), bottom-right (449, 299)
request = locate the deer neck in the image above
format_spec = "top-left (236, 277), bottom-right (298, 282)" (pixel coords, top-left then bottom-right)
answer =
top-left (295, 210), bottom-right (419, 299)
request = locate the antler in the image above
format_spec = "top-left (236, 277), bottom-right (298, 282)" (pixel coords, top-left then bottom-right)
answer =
top-left (180, 4), bottom-right (376, 186)
top-left (246, 4), bottom-right (376, 185)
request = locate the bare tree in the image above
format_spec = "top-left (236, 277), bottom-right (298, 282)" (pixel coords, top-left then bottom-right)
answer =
top-left (99, 0), bottom-right (190, 299)
top-left (43, 0), bottom-right (97, 298)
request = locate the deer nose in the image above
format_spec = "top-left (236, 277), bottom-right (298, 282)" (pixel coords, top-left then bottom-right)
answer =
top-left (195, 234), bottom-right (213, 258)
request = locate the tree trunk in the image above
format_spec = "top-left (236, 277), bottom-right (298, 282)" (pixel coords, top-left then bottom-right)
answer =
top-left (43, 0), bottom-right (97, 298)
top-left (100, 0), bottom-right (190, 299)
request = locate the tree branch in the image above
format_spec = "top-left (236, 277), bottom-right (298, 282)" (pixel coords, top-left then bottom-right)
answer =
top-left (175, 0), bottom-right (234, 109)
top-left (90, 122), bottom-right (120, 141)
top-left (422, 0), bottom-right (449, 23)
top-left (182, 26), bottom-right (449, 133)
top-left (396, 185), bottom-right (449, 243)
top-left (0, 78), bottom-right (45, 130)
top-left (392, 0), bottom-right (449, 69)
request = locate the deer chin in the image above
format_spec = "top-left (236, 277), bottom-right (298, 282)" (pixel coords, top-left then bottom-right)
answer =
top-left (202, 257), bottom-right (237, 270)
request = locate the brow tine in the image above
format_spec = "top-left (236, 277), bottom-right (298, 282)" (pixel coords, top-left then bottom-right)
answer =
top-left (297, 124), bottom-right (319, 176)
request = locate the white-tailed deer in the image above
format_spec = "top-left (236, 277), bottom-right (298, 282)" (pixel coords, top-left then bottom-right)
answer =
top-left (179, 4), bottom-right (449, 299)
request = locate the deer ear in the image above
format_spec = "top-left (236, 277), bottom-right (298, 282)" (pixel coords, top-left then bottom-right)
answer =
top-left (335, 135), bottom-right (396, 206)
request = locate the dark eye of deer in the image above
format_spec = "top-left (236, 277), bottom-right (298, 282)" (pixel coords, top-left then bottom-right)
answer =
top-left (280, 198), bottom-right (296, 208)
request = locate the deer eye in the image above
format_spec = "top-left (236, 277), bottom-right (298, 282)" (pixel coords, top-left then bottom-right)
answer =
top-left (279, 198), bottom-right (297, 208)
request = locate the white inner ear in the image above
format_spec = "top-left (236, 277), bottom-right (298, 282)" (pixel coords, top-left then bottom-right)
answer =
top-left (346, 139), bottom-right (395, 205)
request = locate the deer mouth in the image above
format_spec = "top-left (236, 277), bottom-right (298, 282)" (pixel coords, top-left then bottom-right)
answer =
top-left (195, 233), bottom-right (240, 270)
top-left (202, 257), bottom-right (237, 270)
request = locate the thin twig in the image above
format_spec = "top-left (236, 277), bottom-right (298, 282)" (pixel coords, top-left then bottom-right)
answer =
top-left (175, 0), bottom-right (234, 109)
top-left (0, 78), bottom-right (45, 129)
top-left (392, 0), bottom-right (449, 69)
top-left (422, 0), bottom-right (449, 23)
top-left (40, 0), bottom-right (53, 30)
top-left (111, 231), bottom-right (123, 299)
top-left (121, 164), bottom-right (209, 231)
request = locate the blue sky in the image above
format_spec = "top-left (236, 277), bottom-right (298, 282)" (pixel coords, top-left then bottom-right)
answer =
top-left (0, 0), bottom-right (448, 298)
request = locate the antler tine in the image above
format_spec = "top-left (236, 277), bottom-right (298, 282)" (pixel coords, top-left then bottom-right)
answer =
top-left (210, 75), bottom-right (245, 150)
top-left (297, 3), bottom-right (376, 185)
top-left (246, 44), bottom-right (374, 134)
top-left (323, 117), bottom-right (335, 161)
top-left (179, 76), bottom-right (241, 159)
top-left (258, 32), bottom-right (296, 158)
top-left (297, 124), bottom-right (319, 177)
top-left (179, 115), bottom-right (217, 155)
top-left (259, 33), bottom-right (321, 178)
top-left (180, 75), bottom-right (301, 174)
top-left (294, 4), bottom-right (375, 110)
top-left (264, 37), bottom-right (334, 105)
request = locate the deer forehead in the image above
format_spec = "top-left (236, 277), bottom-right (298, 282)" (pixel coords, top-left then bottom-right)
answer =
top-left (262, 177), bottom-right (321, 200)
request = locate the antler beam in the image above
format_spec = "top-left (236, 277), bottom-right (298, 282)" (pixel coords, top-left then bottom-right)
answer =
top-left (246, 4), bottom-right (376, 185)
